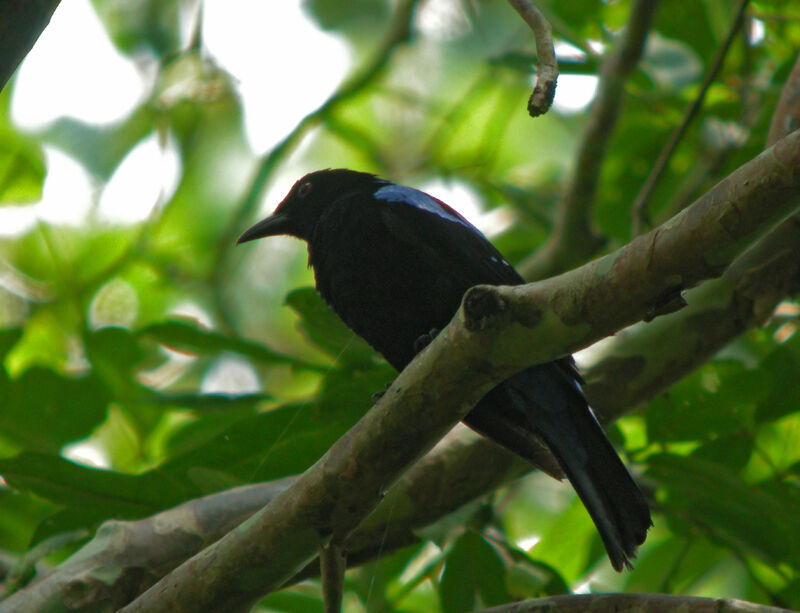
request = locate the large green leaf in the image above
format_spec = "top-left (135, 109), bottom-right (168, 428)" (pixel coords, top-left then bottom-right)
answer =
top-left (0, 486), bottom-right (56, 552)
top-left (0, 452), bottom-right (199, 518)
top-left (139, 319), bottom-right (322, 370)
top-left (645, 360), bottom-right (759, 442)
top-left (439, 530), bottom-right (511, 613)
top-left (0, 129), bottom-right (45, 204)
top-left (0, 368), bottom-right (111, 453)
top-left (754, 343), bottom-right (800, 423)
top-left (285, 287), bottom-right (378, 367)
top-left (649, 453), bottom-right (800, 569)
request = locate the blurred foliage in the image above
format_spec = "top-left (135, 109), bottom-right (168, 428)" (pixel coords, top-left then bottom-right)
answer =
top-left (1, 0), bottom-right (800, 611)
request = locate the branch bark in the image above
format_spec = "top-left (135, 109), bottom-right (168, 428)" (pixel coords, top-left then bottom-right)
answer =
top-left (481, 592), bottom-right (797, 613)
top-left (507, 0), bottom-right (558, 117)
top-left (119, 128), bottom-right (800, 612)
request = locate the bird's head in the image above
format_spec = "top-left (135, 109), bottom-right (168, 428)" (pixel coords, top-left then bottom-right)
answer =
top-left (236, 168), bottom-right (376, 244)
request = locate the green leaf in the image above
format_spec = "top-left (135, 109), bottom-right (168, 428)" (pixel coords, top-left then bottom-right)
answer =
top-left (0, 368), bottom-right (111, 452)
top-left (439, 531), bottom-right (511, 613)
top-left (84, 326), bottom-right (145, 394)
top-left (30, 506), bottom-right (105, 548)
top-left (258, 590), bottom-right (324, 613)
top-left (689, 432), bottom-right (753, 471)
top-left (160, 369), bottom-right (379, 483)
top-left (648, 453), bottom-right (800, 568)
top-left (484, 535), bottom-right (570, 597)
top-left (754, 345), bottom-right (800, 423)
top-left (139, 319), bottom-right (322, 370)
top-left (0, 128), bottom-right (45, 204)
top-left (285, 287), bottom-right (377, 366)
top-left (0, 452), bottom-right (199, 518)
top-left (646, 361), bottom-right (757, 442)
top-left (150, 392), bottom-right (269, 411)
top-left (0, 486), bottom-right (57, 552)
top-left (304, 0), bottom-right (391, 32)
top-left (0, 327), bottom-right (23, 365)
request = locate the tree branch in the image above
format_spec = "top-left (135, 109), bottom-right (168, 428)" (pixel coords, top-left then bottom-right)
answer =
top-left (507, 0), bottom-right (558, 117)
top-left (319, 542), bottom-right (345, 613)
top-left (119, 127), bottom-right (800, 612)
top-left (480, 592), bottom-right (797, 613)
top-left (767, 54), bottom-right (800, 147)
top-left (518, 0), bottom-right (659, 281)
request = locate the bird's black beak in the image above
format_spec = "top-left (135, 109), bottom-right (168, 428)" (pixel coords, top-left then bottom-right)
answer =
top-left (236, 213), bottom-right (292, 245)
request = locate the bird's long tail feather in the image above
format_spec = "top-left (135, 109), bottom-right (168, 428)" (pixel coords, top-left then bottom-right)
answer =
top-left (465, 365), bottom-right (651, 571)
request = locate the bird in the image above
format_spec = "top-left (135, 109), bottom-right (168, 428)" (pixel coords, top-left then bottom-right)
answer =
top-left (237, 168), bottom-right (651, 570)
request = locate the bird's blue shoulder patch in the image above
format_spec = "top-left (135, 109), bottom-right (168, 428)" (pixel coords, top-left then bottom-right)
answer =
top-left (373, 183), bottom-right (475, 230)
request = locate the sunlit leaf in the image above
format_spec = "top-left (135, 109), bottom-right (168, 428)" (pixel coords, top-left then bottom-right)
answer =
top-left (0, 129), bottom-right (45, 204)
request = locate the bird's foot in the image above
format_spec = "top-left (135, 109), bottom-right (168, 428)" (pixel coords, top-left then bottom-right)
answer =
top-left (413, 328), bottom-right (440, 354)
top-left (371, 382), bottom-right (392, 403)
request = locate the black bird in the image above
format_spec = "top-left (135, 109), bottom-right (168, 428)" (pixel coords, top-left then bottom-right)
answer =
top-left (238, 169), bottom-right (651, 570)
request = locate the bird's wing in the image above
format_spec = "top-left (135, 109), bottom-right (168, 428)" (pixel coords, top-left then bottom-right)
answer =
top-left (371, 183), bottom-right (582, 376)
top-left (372, 183), bottom-right (524, 287)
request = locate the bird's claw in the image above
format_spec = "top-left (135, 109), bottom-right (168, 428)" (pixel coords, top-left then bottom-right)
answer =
top-left (371, 382), bottom-right (392, 403)
top-left (413, 328), bottom-right (440, 354)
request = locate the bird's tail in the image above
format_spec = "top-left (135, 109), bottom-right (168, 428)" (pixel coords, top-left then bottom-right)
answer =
top-left (466, 364), bottom-right (652, 571)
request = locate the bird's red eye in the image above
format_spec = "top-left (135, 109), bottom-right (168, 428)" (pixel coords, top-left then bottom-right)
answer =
top-left (297, 181), bottom-right (313, 198)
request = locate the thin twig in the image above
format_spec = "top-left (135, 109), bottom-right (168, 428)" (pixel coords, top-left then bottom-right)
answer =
top-left (767, 53), bottom-right (800, 146)
top-left (518, 0), bottom-right (659, 281)
top-left (630, 0), bottom-right (751, 235)
top-left (507, 0), bottom-right (558, 116)
top-left (319, 542), bottom-right (346, 613)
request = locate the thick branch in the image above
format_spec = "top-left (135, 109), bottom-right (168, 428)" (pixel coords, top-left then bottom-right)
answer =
top-left (121, 126), bottom-right (800, 612)
top-left (584, 214), bottom-right (800, 420)
top-left (319, 543), bottom-right (345, 613)
top-left (507, 0), bottom-right (558, 117)
top-left (481, 592), bottom-right (797, 613)
top-left (519, 0), bottom-right (659, 280)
